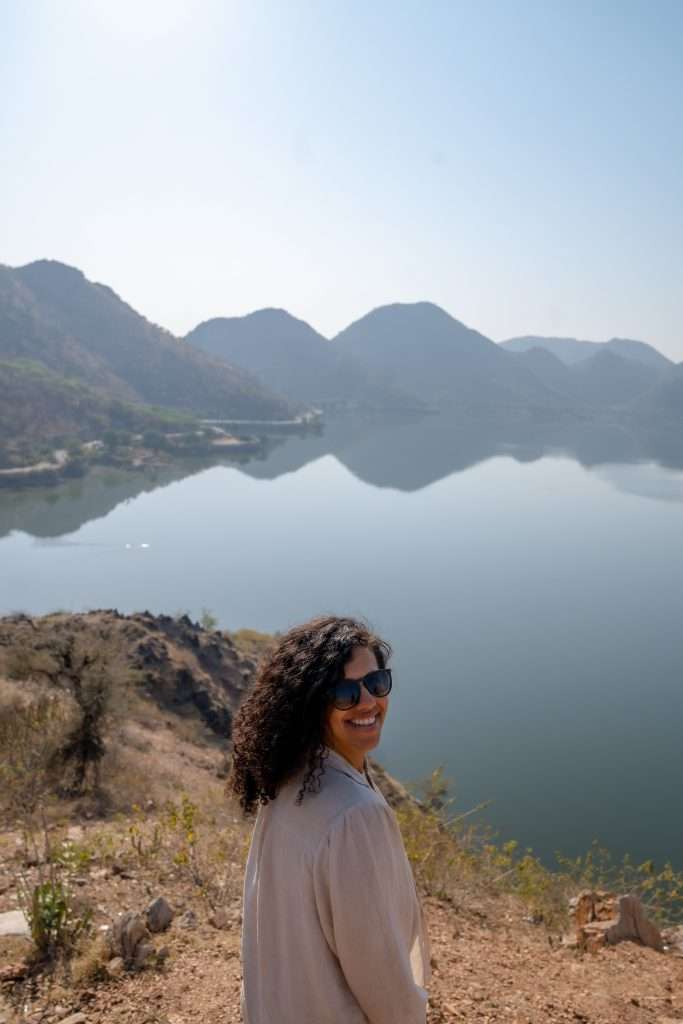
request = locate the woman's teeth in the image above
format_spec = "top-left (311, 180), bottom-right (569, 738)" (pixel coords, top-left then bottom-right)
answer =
top-left (348, 714), bottom-right (377, 728)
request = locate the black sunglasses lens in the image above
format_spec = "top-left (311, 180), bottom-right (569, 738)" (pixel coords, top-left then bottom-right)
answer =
top-left (365, 669), bottom-right (392, 697)
top-left (332, 680), bottom-right (360, 710)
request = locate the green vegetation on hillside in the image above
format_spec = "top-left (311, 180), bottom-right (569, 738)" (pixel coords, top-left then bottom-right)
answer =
top-left (0, 359), bottom-right (198, 468)
top-left (397, 766), bottom-right (683, 930)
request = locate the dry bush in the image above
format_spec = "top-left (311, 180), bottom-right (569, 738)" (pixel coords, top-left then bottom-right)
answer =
top-left (0, 680), bottom-right (75, 828)
top-left (396, 766), bottom-right (575, 930)
top-left (70, 931), bottom-right (112, 985)
top-left (228, 627), bottom-right (275, 663)
top-left (124, 790), bottom-right (251, 909)
top-left (397, 766), bottom-right (683, 934)
top-left (1, 624), bottom-right (135, 797)
top-left (3, 646), bottom-right (56, 681)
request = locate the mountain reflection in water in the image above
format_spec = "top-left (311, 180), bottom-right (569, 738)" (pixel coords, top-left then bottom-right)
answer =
top-left (3, 412), bottom-right (683, 540)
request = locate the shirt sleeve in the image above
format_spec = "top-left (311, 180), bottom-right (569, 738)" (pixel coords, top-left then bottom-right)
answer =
top-left (312, 799), bottom-right (429, 1024)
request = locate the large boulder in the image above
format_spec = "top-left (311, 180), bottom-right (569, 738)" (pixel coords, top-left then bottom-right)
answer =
top-left (109, 911), bottom-right (156, 968)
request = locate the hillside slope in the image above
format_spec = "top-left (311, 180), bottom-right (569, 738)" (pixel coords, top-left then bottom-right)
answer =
top-left (0, 360), bottom-right (195, 449)
top-left (333, 302), bottom-right (567, 413)
top-left (1, 610), bottom-right (682, 1024)
top-left (1, 261), bottom-right (298, 421)
top-left (514, 346), bottom-right (662, 408)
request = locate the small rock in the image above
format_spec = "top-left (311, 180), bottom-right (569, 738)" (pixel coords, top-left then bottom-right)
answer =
top-left (59, 1014), bottom-right (88, 1024)
top-left (0, 962), bottom-right (29, 982)
top-left (110, 861), bottom-right (134, 877)
top-left (106, 957), bottom-right (125, 977)
top-left (178, 910), bottom-right (197, 930)
top-left (146, 896), bottom-right (174, 933)
top-left (209, 908), bottom-right (229, 930)
top-left (156, 945), bottom-right (170, 963)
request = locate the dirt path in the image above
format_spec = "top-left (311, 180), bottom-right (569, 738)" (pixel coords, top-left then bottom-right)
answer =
top-left (0, 448), bottom-right (68, 477)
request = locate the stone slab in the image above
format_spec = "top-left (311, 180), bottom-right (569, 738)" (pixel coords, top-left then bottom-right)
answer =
top-left (0, 910), bottom-right (30, 937)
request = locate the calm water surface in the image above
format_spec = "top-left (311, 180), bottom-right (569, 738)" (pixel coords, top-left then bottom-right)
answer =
top-left (2, 416), bottom-right (683, 868)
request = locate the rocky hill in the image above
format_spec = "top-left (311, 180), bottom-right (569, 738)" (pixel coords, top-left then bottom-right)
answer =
top-left (0, 610), bottom-right (253, 740)
top-left (0, 610), bottom-right (411, 806)
top-left (0, 262), bottom-right (299, 430)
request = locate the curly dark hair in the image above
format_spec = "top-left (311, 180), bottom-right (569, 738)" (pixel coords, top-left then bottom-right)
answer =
top-left (227, 614), bottom-right (391, 815)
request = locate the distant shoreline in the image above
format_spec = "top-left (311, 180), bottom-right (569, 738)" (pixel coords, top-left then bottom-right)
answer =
top-left (0, 412), bottom-right (324, 491)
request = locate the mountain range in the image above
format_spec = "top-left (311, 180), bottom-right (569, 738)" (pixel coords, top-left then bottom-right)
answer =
top-left (187, 308), bottom-right (423, 410)
top-left (1, 258), bottom-right (681, 452)
top-left (501, 334), bottom-right (673, 370)
top-left (188, 300), bottom-right (680, 422)
top-left (0, 261), bottom-right (298, 446)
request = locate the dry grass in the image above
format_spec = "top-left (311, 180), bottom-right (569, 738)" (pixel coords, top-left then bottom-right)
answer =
top-left (70, 932), bottom-right (113, 985)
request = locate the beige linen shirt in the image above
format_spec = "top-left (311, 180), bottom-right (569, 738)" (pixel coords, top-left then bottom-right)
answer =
top-left (240, 746), bottom-right (431, 1024)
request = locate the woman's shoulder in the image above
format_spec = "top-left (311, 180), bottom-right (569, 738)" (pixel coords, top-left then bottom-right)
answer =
top-left (271, 753), bottom-right (389, 851)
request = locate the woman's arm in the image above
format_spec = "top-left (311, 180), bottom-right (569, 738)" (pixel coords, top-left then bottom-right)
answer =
top-left (313, 800), bottom-right (429, 1024)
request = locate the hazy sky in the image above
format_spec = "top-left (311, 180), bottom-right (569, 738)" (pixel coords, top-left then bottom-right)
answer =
top-left (2, 1), bottom-right (682, 356)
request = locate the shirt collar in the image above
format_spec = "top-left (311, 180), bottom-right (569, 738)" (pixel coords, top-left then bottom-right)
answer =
top-left (323, 746), bottom-right (373, 788)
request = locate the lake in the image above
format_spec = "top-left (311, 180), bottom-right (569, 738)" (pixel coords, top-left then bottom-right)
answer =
top-left (2, 412), bottom-right (683, 869)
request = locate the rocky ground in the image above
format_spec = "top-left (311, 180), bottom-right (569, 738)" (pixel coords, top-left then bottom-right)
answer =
top-left (1, 612), bottom-right (683, 1024)
top-left (3, 843), bottom-right (683, 1024)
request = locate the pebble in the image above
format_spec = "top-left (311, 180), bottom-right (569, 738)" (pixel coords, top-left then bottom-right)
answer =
top-left (107, 957), bottom-right (125, 977)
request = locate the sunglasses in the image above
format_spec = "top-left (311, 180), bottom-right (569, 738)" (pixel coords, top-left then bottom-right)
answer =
top-left (327, 668), bottom-right (393, 710)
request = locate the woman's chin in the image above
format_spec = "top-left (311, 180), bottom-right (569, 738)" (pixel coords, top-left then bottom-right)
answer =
top-left (347, 724), bottom-right (381, 749)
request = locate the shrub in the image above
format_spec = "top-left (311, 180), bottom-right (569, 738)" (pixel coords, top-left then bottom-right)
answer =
top-left (125, 794), bottom-right (250, 909)
top-left (200, 607), bottom-right (219, 631)
top-left (22, 879), bottom-right (92, 958)
top-left (0, 684), bottom-right (74, 823)
top-left (1, 627), bottom-right (135, 796)
top-left (398, 767), bottom-right (683, 933)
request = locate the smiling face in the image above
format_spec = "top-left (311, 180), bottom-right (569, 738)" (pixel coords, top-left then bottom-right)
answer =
top-left (323, 644), bottom-right (389, 772)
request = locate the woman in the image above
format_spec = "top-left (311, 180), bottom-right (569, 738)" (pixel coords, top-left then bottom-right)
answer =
top-left (228, 614), bottom-right (431, 1024)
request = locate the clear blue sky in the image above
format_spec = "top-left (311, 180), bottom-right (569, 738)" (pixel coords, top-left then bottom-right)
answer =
top-left (2, 1), bottom-right (682, 356)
